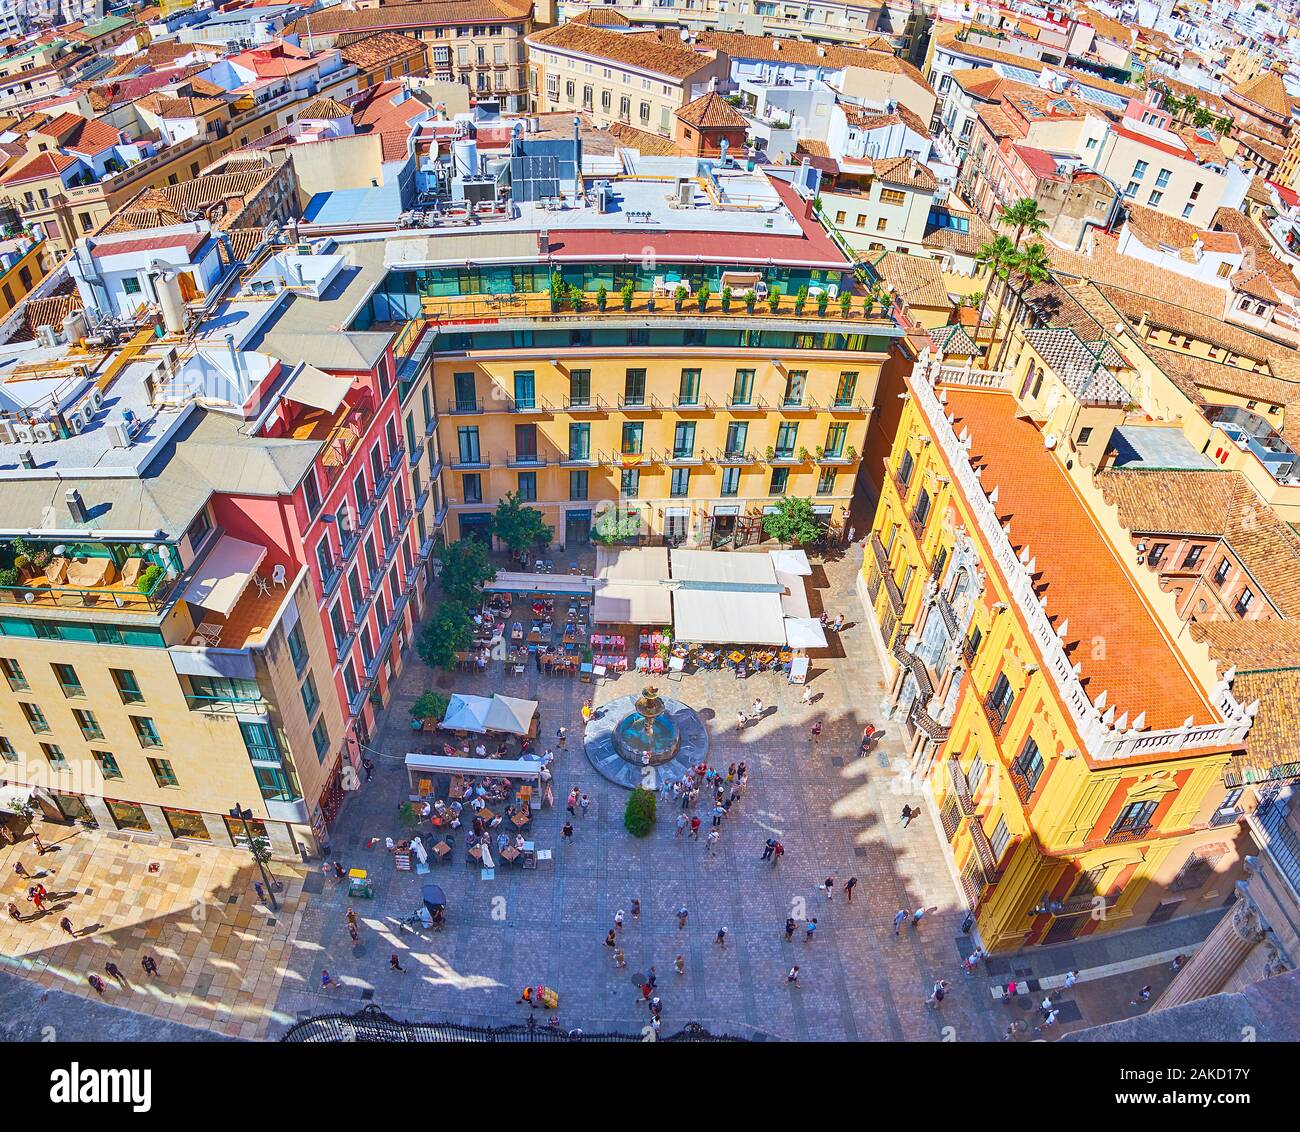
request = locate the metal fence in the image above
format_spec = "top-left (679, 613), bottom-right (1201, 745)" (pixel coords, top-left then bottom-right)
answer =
top-left (281, 1005), bottom-right (745, 1043)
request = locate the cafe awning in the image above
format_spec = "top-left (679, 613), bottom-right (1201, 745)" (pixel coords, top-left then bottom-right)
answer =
top-left (404, 753), bottom-right (545, 779)
top-left (484, 694), bottom-right (537, 736)
top-left (593, 545), bottom-right (672, 624)
top-left (442, 693), bottom-right (492, 733)
top-left (183, 535), bottom-right (266, 617)
top-left (784, 617), bottom-right (827, 650)
top-left (485, 571), bottom-right (595, 597)
top-left (669, 549), bottom-right (788, 645)
top-left (283, 363), bottom-right (352, 413)
top-left (769, 548), bottom-right (812, 576)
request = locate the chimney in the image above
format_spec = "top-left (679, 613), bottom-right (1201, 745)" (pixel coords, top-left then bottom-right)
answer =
top-left (19, 450), bottom-right (35, 470)
top-left (773, 40), bottom-right (781, 51)
top-left (65, 488), bottom-right (87, 524)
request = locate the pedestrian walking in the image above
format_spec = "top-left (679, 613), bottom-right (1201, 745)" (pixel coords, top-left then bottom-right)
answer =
top-left (59, 916), bottom-right (75, 937)
top-left (1129, 985), bottom-right (1152, 1007)
top-left (362, 756), bottom-right (375, 782)
top-left (801, 684), bottom-right (816, 706)
top-left (581, 701), bottom-right (592, 724)
top-left (88, 974), bottom-right (106, 996)
top-left (833, 613), bottom-right (845, 633)
top-left (254, 881), bottom-right (266, 901)
top-left (810, 720), bottom-right (822, 742)
top-left (580, 793), bottom-right (591, 817)
top-left (844, 877), bottom-right (858, 903)
top-left (751, 698), bottom-right (763, 721)
top-left (30, 888), bottom-right (44, 913)
top-left (893, 909), bottom-right (908, 936)
top-left (674, 954), bottom-right (685, 976)
top-left (614, 948), bottom-right (626, 968)
top-left (784, 917), bottom-right (796, 942)
top-left (566, 789), bottom-right (578, 815)
top-left (390, 953), bottom-right (405, 972)
top-left (823, 876), bottom-right (834, 900)
top-left (604, 929), bottom-right (617, 949)
top-left (348, 923), bottom-right (359, 945)
top-left (676, 813), bottom-right (688, 837)
top-left (911, 906), bottom-right (927, 929)
top-left (614, 909), bottom-right (625, 932)
top-left (710, 804), bottom-right (725, 827)
top-left (1035, 1009), bottom-right (1060, 1034)
top-left (716, 927), bottom-right (728, 949)
top-left (1062, 970), bottom-right (1079, 990)
top-left (772, 841), bottom-right (784, 865)
top-left (900, 805), bottom-right (915, 827)
top-left (345, 907), bottom-right (358, 929)
top-left (13, 860), bottom-right (28, 879)
top-left (561, 821), bottom-right (574, 842)
top-left (556, 726), bottom-right (568, 749)
top-left (141, 955), bottom-right (158, 978)
top-left (847, 525), bottom-right (857, 545)
top-left (736, 709), bottom-right (746, 733)
top-left (631, 898), bottom-right (641, 920)
top-left (705, 829), bottom-right (720, 854)
top-left (105, 962), bottom-right (125, 985)
top-left (805, 918), bottom-right (818, 942)
top-left (786, 965), bottom-right (801, 987)
top-left (320, 968), bottom-right (336, 990)
top-left (677, 905), bottom-right (688, 929)
top-left (737, 762), bottom-right (748, 791)
top-left (689, 816), bottom-right (701, 840)
top-left (639, 981), bottom-right (653, 1004)
top-left (962, 948), bottom-right (985, 976)
top-left (927, 979), bottom-right (949, 1009)
top-left (6, 900), bottom-right (22, 921)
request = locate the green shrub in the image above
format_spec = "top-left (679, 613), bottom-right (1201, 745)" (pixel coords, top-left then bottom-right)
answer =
top-left (411, 690), bottom-right (449, 723)
top-left (624, 787), bottom-right (656, 838)
top-left (0, 567), bottom-right (18, 588)
top-left (137, 564), bottom-right (163, 594)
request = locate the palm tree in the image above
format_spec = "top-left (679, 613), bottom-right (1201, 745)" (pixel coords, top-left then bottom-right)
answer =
top-left (974, 235), bottom-right (1017, 368)
top-left (996, 242), bottom-right (1052, 370)
top-left (998, 197), bottom-right (1048, 251)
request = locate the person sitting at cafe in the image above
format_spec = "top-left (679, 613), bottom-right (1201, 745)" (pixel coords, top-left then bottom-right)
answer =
top-left (514, 833), bottom-right (526, 852)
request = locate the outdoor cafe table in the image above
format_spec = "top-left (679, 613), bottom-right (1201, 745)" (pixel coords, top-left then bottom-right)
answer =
top-left (727, 650), bottom-right (746, 664)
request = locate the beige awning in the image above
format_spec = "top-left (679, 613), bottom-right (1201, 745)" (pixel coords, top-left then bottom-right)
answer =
top-left (183, 535), bottom-right (266, 617)
top-left (284, 363), bottom-right (351, 413)
top-left (593, 546), bottom-right (673, 624)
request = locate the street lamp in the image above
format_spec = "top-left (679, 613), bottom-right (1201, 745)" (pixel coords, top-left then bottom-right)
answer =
top-left (230, 804), bottom-right (279, 911)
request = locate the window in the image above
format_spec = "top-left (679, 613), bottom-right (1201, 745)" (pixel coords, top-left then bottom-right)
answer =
top-left (624, 368), bottom-right (646, 406)
top-left (1155, 168), bottom-right (1171, 188)
top-left (1182, 545), bottom-right (1203, 569)
top-left (855, 214), bottom-right (866, 228)
top-left (286, 621), bottom-right (308, 676)
top-left (990, 817), bottom-right (1010, 861)
top-left (621, 468), bottom-right (640, 497)
top-left (879, 188), bottom-right (906, 206)
top-left (835, 210), bottom-right (846, 224)
top-left (678, 368), bottom-right (700, 405)
top-left (775, 422), bottom-right (798, 458)
top-left (569, 369), bottom-right (591, 407)
top-left (73, 709), bottom-right (103, 741)
top-left (986, 672), bottom-right (1014, 727)
top-left (518, 471), bottom-right (537, 501)
top-left (107, 667), bottom-right (142, 705)
top-left (1132, 159), bottom-right (1149, 179)
top-left (456, 426), bottom-right (481, 465)
top-left (53, 663), bottom-right (83, 697)
top-left (824, 423), bottom-right (848, 458)
top-left (782, 370), bottom-right (806, 407)
top-left (621, 422), bottom-right (643, 455)
top-left (569, 470), bottom-right (588, 500)
top-left (1110, 799), bottom-right (1156, 838)
top-left (93, 750), bottom-right (122, 780)
top-left (148, 758), bottom-right (179, 788)
top-left (673, 421), bottom-right (696, 459)
top-left (721, 467), bottom-right (741, 496)
top-left (569, 422), bottom-right (590, 461)
top-left (1077, 427), bottom-right (1093, 445)
top-left (122, 277), bottom-right (142, 295)
top-left (1171, 847), bottom-right (1223, 892)
top-left (912, 488), bottom-right (931, 528)
top-left (301, 672), bottom-right (320, 720)
top-left (131, 716), bottom-right (162, 748)
top-left (107, 800), bottom-right (151, 832)
top-left (42, 742), bottom-right (68, 769)
top-left (671, 467), bottom-right (691, 497)
top-left (817, 468), bottom-right (837, 496)
top-left (833, 371), bottom-right (858, 407)
top-left (1, 658), bottom-right (27, 691)
top-left (0, 736), bottom-right (16, 763)
top-left (512, 370), bottom-right (535, 410)
top-left (1214, 557), bottom-right (1231, 584)
top-left (312, 716), bottom-right (331, 759)
top-left (876, 217), bottom-right (889, 231)
top-left (463, 473), bottom-right (483, 504)
top-left (770, 467), bottom-right (789, 495)
top-left (163, 807), bottom-right (211, 841)
top-left (898, 448), bottom-right (914, 486)
top-left (731, 369), bottom-right (755, 405)
top-left (21, 702), bottom-right (49, 733)
top-left (1124, 180), bottom-right (1139, 197)
top-left (1147, 190), bottom-right (1163, 207)
top-left (1148, 543), bottom-right (1167, 567)
top-left (1013, 736), bottom-right (1042, 793)
top-left (1235, 588), bottom-right (1253, 616)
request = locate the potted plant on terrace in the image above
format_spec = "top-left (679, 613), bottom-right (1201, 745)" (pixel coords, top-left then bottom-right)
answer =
top-left (794, 284), bottom-right (808, 315)
top-left (744, 289), bottom-right (757, 313)
top-left (816, 290), bottom-right (829, 316)
top-left (840, 291), bottom-right (853, 318)
top-left (674, 284), bottom-right (688, 312)
top-left (549, 270), bottom-right (564, 312)
top-left (697, 283), bottom-right (710, 312)
top-left (621, 280), bottom-right (635, 311)
top-left (721, 285), bottom-right (733, 312)
top-left (767, 286), bottom-right (781, 314)
top-left (596, 283), bottom-right (608, 312)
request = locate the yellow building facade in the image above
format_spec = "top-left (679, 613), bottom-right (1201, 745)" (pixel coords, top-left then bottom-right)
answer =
top-left (860, 352), bottom-right (1257, 951)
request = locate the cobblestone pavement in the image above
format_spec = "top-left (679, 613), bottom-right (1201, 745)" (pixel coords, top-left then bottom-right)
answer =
top-left (273, 545), bottom-right (1009, 1041)
top-left (0, 825), bottom-right (307, 1040)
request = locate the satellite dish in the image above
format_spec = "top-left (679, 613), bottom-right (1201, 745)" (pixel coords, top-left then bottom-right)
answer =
top-left (680, 28), bottom-right (689, 41)
top-left (1044, 434), bottom-right (1058, 449)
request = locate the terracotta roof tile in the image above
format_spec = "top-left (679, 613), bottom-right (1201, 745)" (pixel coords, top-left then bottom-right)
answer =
top-left (1212, 208), bottom-right (1300, 299)
top-left (1231, 70), bottom-right (1290, 117)
top-left (336, 31), bottom-right (426, 70)
top-left (688, 30), bottom-right (924, 83)
top-left (528, 23), bottom-right (715, 80)
top-left (945, 388), bottom-right (1213, 729)
top-left (567, 7), bottom-right (630, 24)
top-left (873, 154), bottom-right (937, 192)
top-left (1, 150), bottom-right (77, 184)
top-left (607, 121), bottom-right (685, 156)
top-left (286, 0), bottom-right (530, 37)
top-left (875, 249), bottom-right (950, 308)
top-left (675, 91), bottom-right (746, 129)
top-left (301, 96), bottom-right (352, 120)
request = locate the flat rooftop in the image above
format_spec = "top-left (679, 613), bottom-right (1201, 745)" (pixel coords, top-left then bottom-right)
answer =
top-left (944, 387), bottom-right (1214, 732)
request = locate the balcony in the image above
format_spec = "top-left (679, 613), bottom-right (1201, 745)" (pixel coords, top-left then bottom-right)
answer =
top-left (767, 449), bottom-right (802, 465)
top-left (507, 451), bottom-right (549, 468)
top-left (870, 534), bottom-right (904, 617)
top-left (663, 449), bottom-right (706, 466)
top-left (828, 399), bottom-right (872, 413)
top-left (450, 451), bottom-right (491, 469)
top-left (947, 756), bottom-right (974, 817)
top-left (728, 397), bottom-right (770, 412)
top-left (407, 436), bottom-right (426, 468)
top-left (967, 818), bottom-right (1002, 882)
top-left (446, 398), bottom-right (484, 415)
top-left (1009, 764), bottom-right (1037, 805)
top-left (1103, 822), bottom-right (1152, 846)
top-left (817, 448), bottom-right (858, 465)
top-left (185, 691), bottom-right (268, 715)
top-left (778, 398), bottom-right (819, 413)
top-left (711, 448), bottom-right (759, 465)
top-left (0, 547), bottom-right (177, 615)
top-left (508, 397), bottom-right (553, 414)
top-left (564, 397), bottom-right (608, 412)
top-left (674, 396), bottom-right (716, 411)
top-left (982, 691), bottom-right (1011, 736)
top-left (561, 452), bottom-right (596, 467)
top-left (618, 395), bottom-right (663, 412)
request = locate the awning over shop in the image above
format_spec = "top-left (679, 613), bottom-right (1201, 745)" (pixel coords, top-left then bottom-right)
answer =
top-left (404, 753), bottom-right (545, 779)
top-left (0, 782), bottom-right (34, 816)
top-left (592, 545), bottom-right (672, 624)
top-left (283, 363), bottom-right (352, 413)
top-left (784, 617), bottom-right (827, 650)
top-left (669, 549), bottom-right (789, 645)
top-left (769, 549), bottom-right (812, 576)
top-left (485, 571), bottom-right (595, 597)
top-left (183, 535), bottom-right (266, 617)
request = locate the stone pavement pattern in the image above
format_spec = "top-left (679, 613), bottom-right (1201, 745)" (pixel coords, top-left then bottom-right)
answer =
top-left (1, 827), bottom-right (307, 1039)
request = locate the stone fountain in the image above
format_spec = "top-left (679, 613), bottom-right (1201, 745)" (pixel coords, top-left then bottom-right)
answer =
top-left (583, 684), bottom-right (708, 788)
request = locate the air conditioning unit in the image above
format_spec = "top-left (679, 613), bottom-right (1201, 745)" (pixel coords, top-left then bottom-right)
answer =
top-left (34, 422), bottom-right (55, 443)
top-left (14, 422), bottom-right (36, 444)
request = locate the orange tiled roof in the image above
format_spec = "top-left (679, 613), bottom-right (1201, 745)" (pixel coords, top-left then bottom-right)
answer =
top-left (1, 150), bottom-right (77, 185)
top-left (336, 31), bottom-right (426, 70)
top-left (607, 121), bottom-right (685, 156)
top-left (1231, 70), bottom-right (1290, 117)
top-left (873, 154), bottom-right (938, 192)
top-left (1213, 207), bottom-right (1300, 299)
top-left (943, 387), bottom-right (1212, 730)
top-left (685, 29), bottom-right (928, 87)
top-left (676, 91), bottom-right (746, 130)
top-left (528, 23), bottom-right (715, 80)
